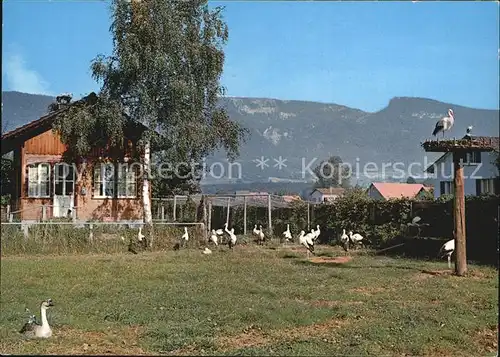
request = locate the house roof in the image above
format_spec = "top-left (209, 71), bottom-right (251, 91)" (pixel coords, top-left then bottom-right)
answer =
top-left (312, 187), bottom-right (346, 196)
top-left (425, 136), bottom-right (500, 173)
top-left (282, 195), bottom-right (301, 202)
top-left (1, 92), bottom-right (149, 155)
top-left (368, 182), bottom-right (426, 200)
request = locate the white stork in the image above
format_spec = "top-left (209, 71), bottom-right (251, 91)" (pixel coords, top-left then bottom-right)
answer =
top-left (340, 229), bottom-right (350, 252)
top-left (348, 231), bottom-right (364, 248)
top-left (282, 224), bottom-right (292, 244)
top-left (227, 228), bottom-right (237, 250)
top-left (298, 230), bottom-right (315, 258)
top-left (312, 225), bottom-right (321, 241)
top-left (253, 224), bottom-right (260, 236)
top-left (432, 108), bottom-right (455, 139)
top-left (257, 225), bottom-right (265, 245)
top-left (181, 227), bottom-right (189, 247)
top-left (209, 229), bottom-right (218, 246)
top-left (438, 239), bottom-right (455, 269)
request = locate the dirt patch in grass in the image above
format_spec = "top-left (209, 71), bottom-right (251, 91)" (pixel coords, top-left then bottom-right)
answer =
top-left (473, 326), bottom-right (498, 354)
top-left (215, 318), bottom-right (350, 352)
top-left (27, 325), bottom-right (147, 355)
top-left (349, 286), bottom-right (387, 296)
top-left (308, 256), bottom-right (352, 264)
top-left (292, 298), bottom-right (364, 308)
top-left (420, 269), bottom-right (453, 277)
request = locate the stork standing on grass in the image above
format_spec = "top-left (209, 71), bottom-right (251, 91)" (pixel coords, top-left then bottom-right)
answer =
top-left (257, 225), bottom-right (265, 245)
top-left (181, 227), bottom-right (189, 247)
top-left (438, 239), bottom-right (455, 269)
top-left (253, 224), bottom-right (260, 236)
top-left (209, 229), bottom-right (218, 246)
top-left (227, 228), bottom-right (237, 250)
top-left (282, 224), bottom-right (292, 245)
top-left (298, 230), bottom-right (315, 258)
top-left (312, 225), bottom-right (321, 241)
top-left (340, 229), bottom-right (350, 252)
top-left (348, 231), bottom-right (364, 248)
top-left (432, 109), bottom-right (455, 139)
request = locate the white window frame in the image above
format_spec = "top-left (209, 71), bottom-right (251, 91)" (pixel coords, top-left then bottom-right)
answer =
top-left (93, 163), bottom-right (115, 198)
top-left (441, 181), bottom-right (454, 195)
top-left (478, 178), bottom-right (495, 195)
top-left (465, 151), bottom-right (481, 165)
top-left (54, 163), bottom-right (75, 196)
top-left (27, 163), bottom-right (51, 198)
top-left (117, 163), bottom-right (138, 198)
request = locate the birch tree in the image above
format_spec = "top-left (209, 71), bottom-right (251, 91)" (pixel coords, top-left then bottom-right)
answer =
top-left (52, 0), bottom-right (247, 244)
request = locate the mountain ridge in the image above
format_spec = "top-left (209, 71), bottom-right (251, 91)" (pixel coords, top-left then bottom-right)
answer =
top-left (2, 91), bottom-right (499, 186)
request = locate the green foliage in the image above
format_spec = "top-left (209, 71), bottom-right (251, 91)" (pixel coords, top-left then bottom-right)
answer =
top-left (52, 0), bottom-right (248, 196)
top-left (313, 155), bottom-right (351, 189)
top-left (1, 157), bottom-right (13, 205)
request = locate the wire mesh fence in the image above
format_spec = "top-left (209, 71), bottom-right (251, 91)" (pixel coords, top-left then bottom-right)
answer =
top-left (0, 221), bottom-right (207, 256)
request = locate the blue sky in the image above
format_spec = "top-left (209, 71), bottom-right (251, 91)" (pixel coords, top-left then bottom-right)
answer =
top-left (2, 1), bottom-right (499, 112)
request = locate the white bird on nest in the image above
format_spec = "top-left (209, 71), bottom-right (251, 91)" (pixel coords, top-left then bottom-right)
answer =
top-left (432, 108), bottom-right (455, 139)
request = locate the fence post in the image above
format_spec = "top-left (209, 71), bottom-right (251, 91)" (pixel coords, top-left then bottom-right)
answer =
top-left (268, 194), bottom-right (272, 237)
top-left (23, 224), bottom-right (29, 240)
top-left (6, 205), bottom-right (10, 220)
top-left (226, 197), bottom-right (231, 225)
top-left (307, 202), bottom-right (310, 230)
top-left (89, 223), bottom-right (94, 243)
top-left (42, 204), bottom-right (47, 221)
top-left (9, 213), bottom-right (13, 223)
top-left (208, 200), bottom-right (212, 232)
top-left (173, 196), bottom-right (177, 221)
top-left (161, 206), bottom-right (165, 221)
top-left (243, 195), bottom-right (247, 235)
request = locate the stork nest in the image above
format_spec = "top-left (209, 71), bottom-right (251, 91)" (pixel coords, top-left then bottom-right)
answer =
top-left (421, 137), bottom-right (499, 152)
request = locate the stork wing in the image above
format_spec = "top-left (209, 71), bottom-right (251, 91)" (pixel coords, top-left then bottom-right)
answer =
top-left (432, 118), bottom-right (447, 136)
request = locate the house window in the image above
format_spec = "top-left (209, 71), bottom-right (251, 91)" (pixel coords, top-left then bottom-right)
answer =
top-left (27, 163), bottom-right (50, 198)
top-left (440, 181), bottom-right (453, 196)
top-left (476, 179), bottom-right (496, 195)
top-left (54, 163), bottom-right (75, 196)
top-left (465, 152), bottom-right (481, 164)
top-left (117, 163), bottom-right (138, 198)
top-left (93, 163), bottom-right (115, 198)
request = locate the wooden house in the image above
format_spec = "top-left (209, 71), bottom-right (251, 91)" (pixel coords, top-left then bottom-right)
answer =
top-left (1, 93), bottom-right (150, 222)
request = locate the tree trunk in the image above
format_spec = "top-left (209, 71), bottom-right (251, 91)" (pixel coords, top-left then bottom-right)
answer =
top-left (142, 140), bottom-right (153, 247)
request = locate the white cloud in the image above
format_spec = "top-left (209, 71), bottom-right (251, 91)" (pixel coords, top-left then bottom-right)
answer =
top-left (4, 52), bottom-right (51, 95)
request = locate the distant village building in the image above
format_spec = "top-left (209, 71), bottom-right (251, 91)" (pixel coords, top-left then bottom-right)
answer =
top-left (366, 182), bottom-right (431, 201)
top-left (425, 136), bottom-right (499, 197)
top-left (309, 187), bottom-right (345, 203)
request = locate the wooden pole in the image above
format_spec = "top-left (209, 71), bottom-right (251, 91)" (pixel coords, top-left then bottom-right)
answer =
top-left (208, 200), bottom-right (212, 232)
top-left (453, 154), bottom-right (467, 276)
top-left (173, 196), bottom-right (177, 221)
top-left (161, 206), bottom-right (165, 221)
top-left (243, 195), bottom-right (247, 235)
top-left (226, 197), bottom-right (231, 225)
top-left (307, 202), bottom-right (310, 230)
top-left (267, 194), bottom-right (272, 236)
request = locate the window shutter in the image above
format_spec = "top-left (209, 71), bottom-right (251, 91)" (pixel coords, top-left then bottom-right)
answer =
top-left (475, 179), bottom-right (481, 196)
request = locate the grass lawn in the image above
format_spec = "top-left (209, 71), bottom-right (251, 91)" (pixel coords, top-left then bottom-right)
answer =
top-left (0, 243), bottom-right (497, 356)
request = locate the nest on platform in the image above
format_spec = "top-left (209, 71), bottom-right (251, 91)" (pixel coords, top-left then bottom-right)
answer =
top-left (421, 137), bottom-right (499, 152)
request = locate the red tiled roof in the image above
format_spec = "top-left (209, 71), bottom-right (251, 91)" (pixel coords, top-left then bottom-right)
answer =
top-left (369, 182), bottom-right (426, 200)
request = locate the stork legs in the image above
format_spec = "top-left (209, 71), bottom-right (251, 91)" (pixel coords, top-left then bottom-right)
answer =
top-left (447, 254), bottom-right (452, 269)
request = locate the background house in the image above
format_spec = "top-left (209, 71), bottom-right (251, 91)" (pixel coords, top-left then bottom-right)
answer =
top-left (309, 187), bottom-right (345, 202)
top-left (366, 182), bottom-right (430, 201)
top-left (1, 97), bottom-right (149, 222)
top-left (425, 136), bottom-right (499, 198)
